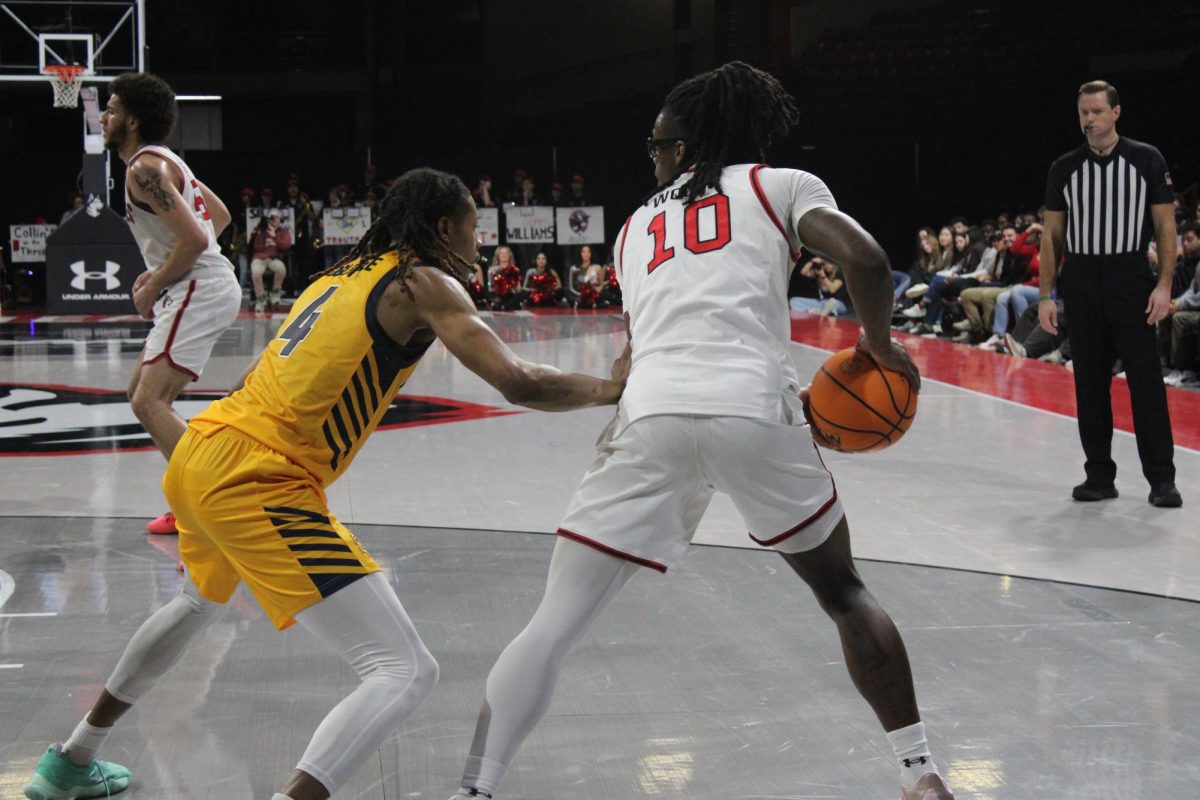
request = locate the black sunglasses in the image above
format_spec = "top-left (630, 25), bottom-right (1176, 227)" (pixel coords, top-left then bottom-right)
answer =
top-left (646, 137), bottom-right (686, 159)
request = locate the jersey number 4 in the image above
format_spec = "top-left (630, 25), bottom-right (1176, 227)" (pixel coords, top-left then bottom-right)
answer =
top-left (645, 194), bottom-right (732, 273)
top-left (277, 285), bottom-right (339, 357)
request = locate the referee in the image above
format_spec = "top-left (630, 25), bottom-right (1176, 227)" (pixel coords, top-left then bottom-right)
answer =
top-left (1038, 80), bottom-right (1181, 508)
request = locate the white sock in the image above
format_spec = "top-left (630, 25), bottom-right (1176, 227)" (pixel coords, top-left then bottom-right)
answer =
top-left (886, 721), bottom-right (937, 788)
top-left (62, 718), bottom-right (113, 767)
top-left (459, 755), bottom-right (505, 796)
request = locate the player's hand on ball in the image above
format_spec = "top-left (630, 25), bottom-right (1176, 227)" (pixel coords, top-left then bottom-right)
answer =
top-left (856, 333), bottom-right (920, 393)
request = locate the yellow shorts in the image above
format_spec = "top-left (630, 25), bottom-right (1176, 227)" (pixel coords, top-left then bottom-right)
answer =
top-left (163, 422), bottom-right (379, 630)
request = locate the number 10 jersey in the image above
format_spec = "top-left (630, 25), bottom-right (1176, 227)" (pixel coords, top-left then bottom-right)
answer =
top-left (614, 163), bottom-right (837, 425)
top-left (194, 250), bottom-right (432, 486)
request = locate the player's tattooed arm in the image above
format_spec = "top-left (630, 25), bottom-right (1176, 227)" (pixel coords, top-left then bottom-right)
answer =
top-left (131, 161), bottom-right (175, 213)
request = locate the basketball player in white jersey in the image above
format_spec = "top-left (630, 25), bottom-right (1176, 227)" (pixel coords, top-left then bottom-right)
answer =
top-left (450, 62), bottom-right (955, 800)
top-left (101, 72), bottom-right (243, 534)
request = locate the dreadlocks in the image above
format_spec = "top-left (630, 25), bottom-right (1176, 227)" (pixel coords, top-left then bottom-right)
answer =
top-left (663, 61), bottom-right (799, 205)
top-left (318, 167), bottom-right (474, 293)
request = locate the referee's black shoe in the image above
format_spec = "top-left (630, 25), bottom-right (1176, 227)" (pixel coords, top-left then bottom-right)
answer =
top-left (1072, 481), bottom-right (1118, 502)
top-left (1148, 484), bottom-right (1183, 508)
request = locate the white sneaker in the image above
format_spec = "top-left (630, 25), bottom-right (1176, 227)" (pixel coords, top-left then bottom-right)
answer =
top-left (905, 283), bottom-right (929, 299)
top-left (951, 319), bottom-right (973, 331)
top-left (902, 305), bottom-right (926, 319)
top-left (269, 290), bottom-right (283, 307)
top-left (1163, 369), bottom-right (1184, 386)
top-left (254, 297), bottom-right (266, 312)
top-left (977, 334), bottom-right (1002, 350)
top-left (900, 771), bottom-right (956, 799)
top-left (1004, 332), bottom-right (1026, 358)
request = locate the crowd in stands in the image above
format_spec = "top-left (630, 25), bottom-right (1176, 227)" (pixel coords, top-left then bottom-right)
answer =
top-left (789, 200), bottom-right (1200, 389)
top-left (222, 165), bottom-right (614, 313)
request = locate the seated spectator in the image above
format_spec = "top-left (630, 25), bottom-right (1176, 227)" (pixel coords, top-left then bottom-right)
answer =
top-left (549, 182), bottom-right (565, 206)
top-left (979, 222), bottom-right (1043, 351)
top-left (488, 246), bottom-right (523, 310)
top-left (955, 226), bottom-right (1026, 343)
top-left (1163, 221), bottom-right (1200, 386)
top-left (901, 229), bottom-right (981, 334)
top-left (1004, 299), bottom-right (1071, 364)
top-left (788, 257), bottom-right (850, 316)
top-left (567, 175), bottom-right (592, 206)
top-left (567, 245), bottom-right (608, 308)
top-left (250, 212), bottom-right (291, 312)
top-left (260, 186), bottom-right (277, 210)
top-left (473, 175), bottom-right (495, 208)
top-left (523, 252), bottom-right (563, 306)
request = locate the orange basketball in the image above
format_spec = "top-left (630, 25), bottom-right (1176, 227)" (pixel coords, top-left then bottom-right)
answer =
top-left (806, 347), bottom-right (917, 453)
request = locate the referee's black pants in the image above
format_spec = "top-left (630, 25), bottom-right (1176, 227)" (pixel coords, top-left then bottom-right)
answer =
top-left (1060, 254), bottom-right (1175, 489)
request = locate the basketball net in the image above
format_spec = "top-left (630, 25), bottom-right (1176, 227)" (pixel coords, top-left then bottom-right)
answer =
top-left (43, 64), bottom-right (86, 108)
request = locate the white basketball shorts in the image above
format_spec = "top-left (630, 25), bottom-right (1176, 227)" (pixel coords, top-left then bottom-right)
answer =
top-left (557, 413), bottom-right (844, 572)
top-left (143, 268), bottom-right (242, 380)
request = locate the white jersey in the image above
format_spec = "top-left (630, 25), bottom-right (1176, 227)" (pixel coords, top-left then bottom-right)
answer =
top-left (614, 163), bottom-right (837, 424)
top-left (123, 144), bottom-right (233, 275)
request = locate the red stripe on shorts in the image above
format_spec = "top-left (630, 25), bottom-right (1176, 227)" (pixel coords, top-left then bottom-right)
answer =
top-left (556, 527), bottom-right (667, 573)
top-left (748, 488), bottom-right (840, 547)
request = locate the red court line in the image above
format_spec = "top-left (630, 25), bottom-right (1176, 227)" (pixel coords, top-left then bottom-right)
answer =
top-left (789, 315), bottom-right (1200, 452)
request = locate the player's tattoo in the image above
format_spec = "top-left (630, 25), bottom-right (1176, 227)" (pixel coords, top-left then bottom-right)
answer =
top-left (133, 164), bottom-right (175, 213)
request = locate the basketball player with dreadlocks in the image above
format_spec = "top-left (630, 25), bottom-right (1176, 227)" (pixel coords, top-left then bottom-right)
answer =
top-left (100, 72), bottom-right (244, 537)
top-left (449, 62), bottom-right (955, 800)
top-left (23, 167), bottom-right (629, 800)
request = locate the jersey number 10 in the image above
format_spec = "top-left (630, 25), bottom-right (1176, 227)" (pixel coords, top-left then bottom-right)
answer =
top-left (646, 194), bottom-right (732, 273)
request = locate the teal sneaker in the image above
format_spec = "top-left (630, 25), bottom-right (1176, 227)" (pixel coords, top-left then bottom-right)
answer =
top-left (23, 744), bottom-right (131, 799)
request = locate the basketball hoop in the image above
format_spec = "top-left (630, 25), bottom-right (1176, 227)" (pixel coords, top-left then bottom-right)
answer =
top-left (43, 64), bottom-right (86, 108)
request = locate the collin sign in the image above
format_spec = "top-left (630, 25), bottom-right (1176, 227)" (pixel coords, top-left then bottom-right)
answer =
top-left (10, 224), bottom-right (57, 262)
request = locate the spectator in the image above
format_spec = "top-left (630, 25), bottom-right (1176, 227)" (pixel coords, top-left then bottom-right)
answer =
top-left (355, 163), bottom-right (383, 204)
top-left (1162, 221), bottom-right (1200, 386)
top-left (230, 187), bottom-right (257, 287)
top-left (567, 174), bottom-right (592, 206)
top-left (318, 184), bottom-right (352, 269)
top-left (473, 175), bottom-right (496, 208)
top-left (523, 251), bottom-right (563, 306)
top-left (567, 245), bottom-right (608, 308)
top-left (488, 245), bottom-right (523, 310)
top-left (60, 191), bottom-right (85, 225)
top-left (549, 182), bottom-right (565, 206)
top-left (980, 222), bottom-right (1044, 350)
top-left (955, 226), bottom-right (1025, 343)
top-left (903, 229), bottom-right (989, 335)
top-left (788, 257), bottom-right (850, 316)
top-left (284, 174), bottom-right (318, 292)
top-left (905, 228), bottom-right (941, 296)
top-left (466, 255), bottom-right (489, 309)
top-left (949, 216), bottom-right (969, 235)
top-left (250, 211), bottom-right (291, 312)
top-left (260, 186), bottom-right (276, 210)
top-left (1004, 298), bottom-right (1072, 362)
top-left (517, 176), bottom-right (540, 206)
top-left (506, 168), bottom-right (529, 205)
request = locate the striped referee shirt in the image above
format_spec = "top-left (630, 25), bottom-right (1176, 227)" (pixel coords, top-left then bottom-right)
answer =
top-left (1043, 137), bottom-right (1173, 257)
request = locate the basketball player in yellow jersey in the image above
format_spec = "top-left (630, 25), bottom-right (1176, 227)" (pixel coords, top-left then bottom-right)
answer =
top-left (24, 168), bottom-right (629, 800)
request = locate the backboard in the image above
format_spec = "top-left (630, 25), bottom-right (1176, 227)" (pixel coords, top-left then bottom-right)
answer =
top-left (0, 0), bottom-right (145, 84)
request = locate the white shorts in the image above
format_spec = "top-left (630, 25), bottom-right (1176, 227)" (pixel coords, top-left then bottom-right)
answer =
top-left (558, 413), bottom-right (844, 572)
top-left (143, 268), bottom-right (242, 380)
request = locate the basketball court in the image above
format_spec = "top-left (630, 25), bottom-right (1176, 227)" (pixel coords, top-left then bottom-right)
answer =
top-left (2, 3), bottom-right (1200, 798)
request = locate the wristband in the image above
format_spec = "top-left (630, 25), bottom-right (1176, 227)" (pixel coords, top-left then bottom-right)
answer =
top-left (1038, 294), bottom-right (1053, 302)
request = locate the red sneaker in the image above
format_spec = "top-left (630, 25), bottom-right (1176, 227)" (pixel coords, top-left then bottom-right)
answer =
top-left (146, 511), bottom-right (177, 535)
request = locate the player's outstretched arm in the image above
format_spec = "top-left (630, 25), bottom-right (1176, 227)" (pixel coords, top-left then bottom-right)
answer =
top-left (406, 267), bottom-right (629, 411)
top-left (796, 207), bottom-right (920, 390)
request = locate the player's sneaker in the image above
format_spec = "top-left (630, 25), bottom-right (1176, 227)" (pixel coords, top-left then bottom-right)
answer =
top-left (448, 790), bottom-right (493, 799)
top-left (901, 771), bottom-right (955, 799)
top-left (23, 744), bottom-right (131, 799)
top-left (146, 511), bottom-right (177, 535)
top-left (269, 290), bottom-right (282, 308)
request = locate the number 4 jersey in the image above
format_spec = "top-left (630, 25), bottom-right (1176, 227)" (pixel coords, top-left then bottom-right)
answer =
top-left (193, 250), bottom-right (433, 486)
top-left (615, 163), bottom-right (837, 424)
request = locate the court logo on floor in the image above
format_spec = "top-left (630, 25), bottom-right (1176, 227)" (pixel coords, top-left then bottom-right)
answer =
top-left (0, 384), bottom-right (520, 455)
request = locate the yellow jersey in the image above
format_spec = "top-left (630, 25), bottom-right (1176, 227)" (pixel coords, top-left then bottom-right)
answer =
top-left (194, 250), bottom-right (433, 486)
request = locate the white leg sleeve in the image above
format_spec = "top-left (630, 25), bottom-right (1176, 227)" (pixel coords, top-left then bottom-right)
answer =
top-left (293, 572), bottom-right (439, 795)
top-left (460, 538), bottom-right (639, 795)
top-left (105, 577), bottom-right (225, 703)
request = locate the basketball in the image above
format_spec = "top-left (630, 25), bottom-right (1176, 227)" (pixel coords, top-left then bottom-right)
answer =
top-left (806, 347), bottom-right (918, 453)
